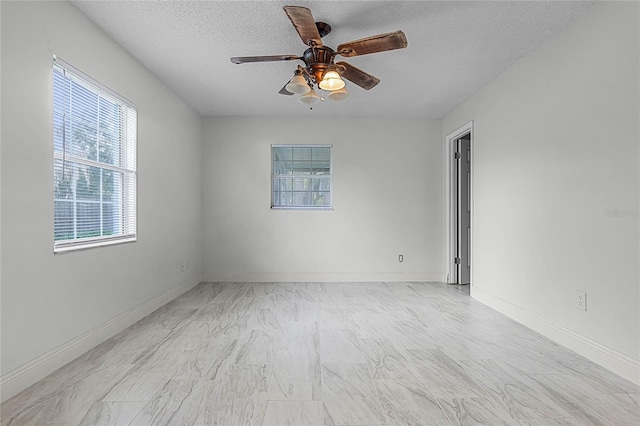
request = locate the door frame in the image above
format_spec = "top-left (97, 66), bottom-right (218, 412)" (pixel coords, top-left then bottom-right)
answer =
top-left (445, 121), bottom-right (474, 284)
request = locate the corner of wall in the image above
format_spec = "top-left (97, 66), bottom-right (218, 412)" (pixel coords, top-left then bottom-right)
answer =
top-left (0, 274), bottom-right (202, 403)
top-left (472, 287), bottom-right (639, 386)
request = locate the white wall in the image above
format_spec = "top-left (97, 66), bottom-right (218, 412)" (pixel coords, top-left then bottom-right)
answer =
top-left (443, 1), bottom-right (639, 383)
top-left (1, 1), bottom-right (203, 400)
top-left (202, 116), bottom-right (443, 282)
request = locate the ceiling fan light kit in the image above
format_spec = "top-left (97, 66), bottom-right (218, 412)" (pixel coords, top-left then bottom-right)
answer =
top-left (285, 73), bottom-right (310, 94)
top-left (230, 5), bottom-right (407, 108)
top-left (319, 70), bottom-right (345, 91)
top-left (328, 86), bottom-right (350, 102)
top-left (299, 87), bottom-right (321, 105)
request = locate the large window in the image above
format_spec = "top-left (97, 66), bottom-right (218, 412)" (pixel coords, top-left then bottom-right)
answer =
top-left (53, 57), bottom-right (137, 252)
top-left (272, 145), bottom-right (332, 209)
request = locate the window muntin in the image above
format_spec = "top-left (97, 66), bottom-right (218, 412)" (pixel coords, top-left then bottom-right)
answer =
top-left (272, 145), bottom-right (332, 209)
top-left (53, 57), bottom-right (137, 252)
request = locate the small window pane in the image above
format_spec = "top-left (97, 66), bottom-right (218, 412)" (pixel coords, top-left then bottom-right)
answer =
top-left (98, 97), bottom-right (121, 165)
top-left (53, 159), bottom-right (73, 200)
top-left (71, 82), bottom-right (98, 124)
top-left (74, 165), bottom-right (101, 201)
top-left (70, 118), bottom-right (98, 161)
top-left (312, 147), bottom-right (330, 161)
top-left (53, 70), bottom-right (69, 112)
top-left (273, 161), bottom-right (289, 175)
top-left (273, 147), bottom-right (292, 161)
top-left (294, 161), bottom-right (312, 174)
top-left (313, 192), bottom-right (330, 206)
top-left (102, 169), bottom-right (122, 202)
top-left (53, 112), bottom-right (64, 152)
top-left (54, 200), bottom-right (74, 241)
top-left (279, 177), bottom-right (293, 190)
top-left (292, 147), bottom-right (312, 161)
top-left (275, 192), bottom-right (293, 206)
top-left (102, 203), bottom-right (121, 236)
top-left (76, 202), bottom-right (101, 238)
top-left (312, 161), bottom-right (330, 174)
top-left (291, 177), bottom-right (308, 191)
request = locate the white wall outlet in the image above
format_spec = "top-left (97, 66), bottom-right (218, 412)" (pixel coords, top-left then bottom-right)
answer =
top-left (576, 291), bottom-right (587, 311)
top-left (398, 254), bottom-right (404, 263)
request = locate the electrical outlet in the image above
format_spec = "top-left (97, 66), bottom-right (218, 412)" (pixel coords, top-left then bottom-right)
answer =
top-left (576, 291), bottom-right (587, 311)
top-left (398, 254), bottom-right (404, 263)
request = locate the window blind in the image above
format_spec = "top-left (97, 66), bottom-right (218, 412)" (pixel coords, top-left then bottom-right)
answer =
top-left (53, 57), bottom-right (137, 252)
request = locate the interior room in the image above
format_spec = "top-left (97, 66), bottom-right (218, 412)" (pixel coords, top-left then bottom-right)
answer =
top-left (1, 1), bottom-right (638, 424)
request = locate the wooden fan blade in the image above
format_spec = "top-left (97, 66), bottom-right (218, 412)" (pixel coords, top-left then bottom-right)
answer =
top-left (336, 61), bottom-right (380, 90)
top-left (279, 84), bottom-right (294, 95)
top-left (230, 55), bottom-right (301, 64)
top-left (283, 6), bottom-right (322, 47)
top-left (337, 30), bottom-right (407, 57)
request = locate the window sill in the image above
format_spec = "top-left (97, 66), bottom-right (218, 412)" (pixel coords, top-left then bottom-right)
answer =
top-left (54, 236), bottom-right (137, 254)
top-left (271, 206), bottom-right (334, 211)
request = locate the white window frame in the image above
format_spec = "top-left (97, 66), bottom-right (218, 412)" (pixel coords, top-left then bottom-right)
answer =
top-left (271, 144), bottom-right (333, 210)
top-left (53, 56), bottom-right (137, 253)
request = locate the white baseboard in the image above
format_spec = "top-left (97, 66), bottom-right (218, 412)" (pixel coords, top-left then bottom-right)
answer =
top-left (472, 287), bottom-right (640, 386)
top-left (202, 271), bottom-right (445, 283)
top-left (0, 274), bottom-right (202, 403)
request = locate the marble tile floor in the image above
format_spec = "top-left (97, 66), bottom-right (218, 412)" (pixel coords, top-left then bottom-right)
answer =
top-left (1, 282), bottom-right (638, 425)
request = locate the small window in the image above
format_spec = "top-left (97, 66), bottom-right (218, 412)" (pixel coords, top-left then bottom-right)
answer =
top-left (53, 57), bottom-right (137, 252)
top-left (272, 145), bottom-right (332, 209)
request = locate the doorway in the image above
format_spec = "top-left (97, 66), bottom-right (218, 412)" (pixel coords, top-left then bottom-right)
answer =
top-left (446, 122), bottom-right (472, 285)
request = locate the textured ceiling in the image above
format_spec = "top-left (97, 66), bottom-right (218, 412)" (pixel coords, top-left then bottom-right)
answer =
top-left (71, 1), bottom-right (594, 118)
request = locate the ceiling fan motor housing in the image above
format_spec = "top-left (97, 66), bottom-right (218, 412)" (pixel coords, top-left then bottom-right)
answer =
top-left (303, 46), bottom-right (336, 84)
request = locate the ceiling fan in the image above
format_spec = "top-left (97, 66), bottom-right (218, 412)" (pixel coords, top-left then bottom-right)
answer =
top-left (230, 5), bottom-right (408, 104)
